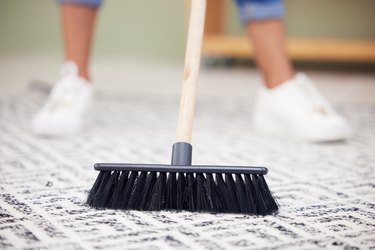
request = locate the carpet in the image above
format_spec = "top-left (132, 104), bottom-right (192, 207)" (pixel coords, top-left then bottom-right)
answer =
top-left (1, 86), bottom-right (374, 249)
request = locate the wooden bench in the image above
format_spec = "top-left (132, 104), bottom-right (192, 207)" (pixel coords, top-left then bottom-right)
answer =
top-left (202, 0), bottom-right (375, 62)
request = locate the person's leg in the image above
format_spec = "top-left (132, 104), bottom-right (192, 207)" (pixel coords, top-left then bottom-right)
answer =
top-left (32, 0), bottom-right (102, 135)
top-left (61, 3), bottom-right (98, 80)
top-left (235, 0), bottom-right (293, 88)
top-left (234, 0), bottom-right (351, 141)
top-left (246, 20), bottom-right (294, 88)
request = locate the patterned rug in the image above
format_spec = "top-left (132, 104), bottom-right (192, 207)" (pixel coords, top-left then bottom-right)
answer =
top-left (1, 86), bottom-right (374, 250)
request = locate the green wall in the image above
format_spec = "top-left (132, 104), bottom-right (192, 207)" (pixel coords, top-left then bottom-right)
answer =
top-left (0, 0), bottom-right (374, 61)
top-left (0, 0), bottom-right (186, 61)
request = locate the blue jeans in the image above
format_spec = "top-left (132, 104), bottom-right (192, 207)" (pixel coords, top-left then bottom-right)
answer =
top-left (57, 0), bottom-right (284, 23)
top-left (235, 0), bottom-right (284, 23)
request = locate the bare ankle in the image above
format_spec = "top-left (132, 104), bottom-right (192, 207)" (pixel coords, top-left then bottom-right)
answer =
top-left (264, 70), bottom-right (294, 89)
top-left (78, 71), bottom-right (91, 81)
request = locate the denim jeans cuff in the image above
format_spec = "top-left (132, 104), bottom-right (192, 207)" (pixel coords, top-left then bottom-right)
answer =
top-left (238, 2), bottom-right (285, 23)
top-left (57, 0), bottom-right (102, 8)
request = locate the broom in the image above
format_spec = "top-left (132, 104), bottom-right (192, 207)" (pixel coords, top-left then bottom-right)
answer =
top-left (86, 0), bottom-right (278, 215)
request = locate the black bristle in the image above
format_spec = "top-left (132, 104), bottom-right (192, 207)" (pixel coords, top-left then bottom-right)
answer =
top-left (127, 171), bottom-right (148, 209)
top-left (243, 174), bottom-right (257, 214)
top-left (224, 174), bottom-right (240, 213)
top-left (109, 171), bottom-right (129, 208)
top-left (165, 173), bottom-right (177, 209)
top-left (206, 173), bottom-right (222, 211)
top-left (176, 173), bottom-right (186, 210)
top-left (196, 173), bottom-right (209, 211)
top-left (235, 174), bottom-right (250, 213)
top-left (119, 171), bottom-right (138, 209)
top-left (98, 171), bottom-right (120, 208)
top-left (138, 172), bottom-right (157, 210)
top-left (90, 171), bottom-right (111, 208)
top-left (215, 173), bottom-right (230, 213)
top-left (86, 170), bottom-right (105, 205)
top-left (259, 175), bottom-right (278, 213)
top-left (252, 174), bottom-right (267, 215)
top-left (185, 173), bottom-right (196, 211)
top-left (148, 172), bottom-right (167, 211)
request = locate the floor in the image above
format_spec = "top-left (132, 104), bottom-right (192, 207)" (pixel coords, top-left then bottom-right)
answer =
top-left (1, 53), bottom-right (375, 102)
top-left (0, 54), bottom-right (374, 249)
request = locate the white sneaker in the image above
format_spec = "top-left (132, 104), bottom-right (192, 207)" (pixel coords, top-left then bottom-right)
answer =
top-left (32, 61), bottom-right (94, 135)
top-left (253, 73), bottom-right (351, 142)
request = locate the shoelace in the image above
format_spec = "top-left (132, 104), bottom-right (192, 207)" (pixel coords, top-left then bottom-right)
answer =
top-left (47, 78), bottom-right (85, 110)
top-left (289, 79), bottom-right (332, 115)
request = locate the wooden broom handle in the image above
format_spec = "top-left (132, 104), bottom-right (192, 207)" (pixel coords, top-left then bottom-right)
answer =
top-left (176, 0), bottom-right (206, 143)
